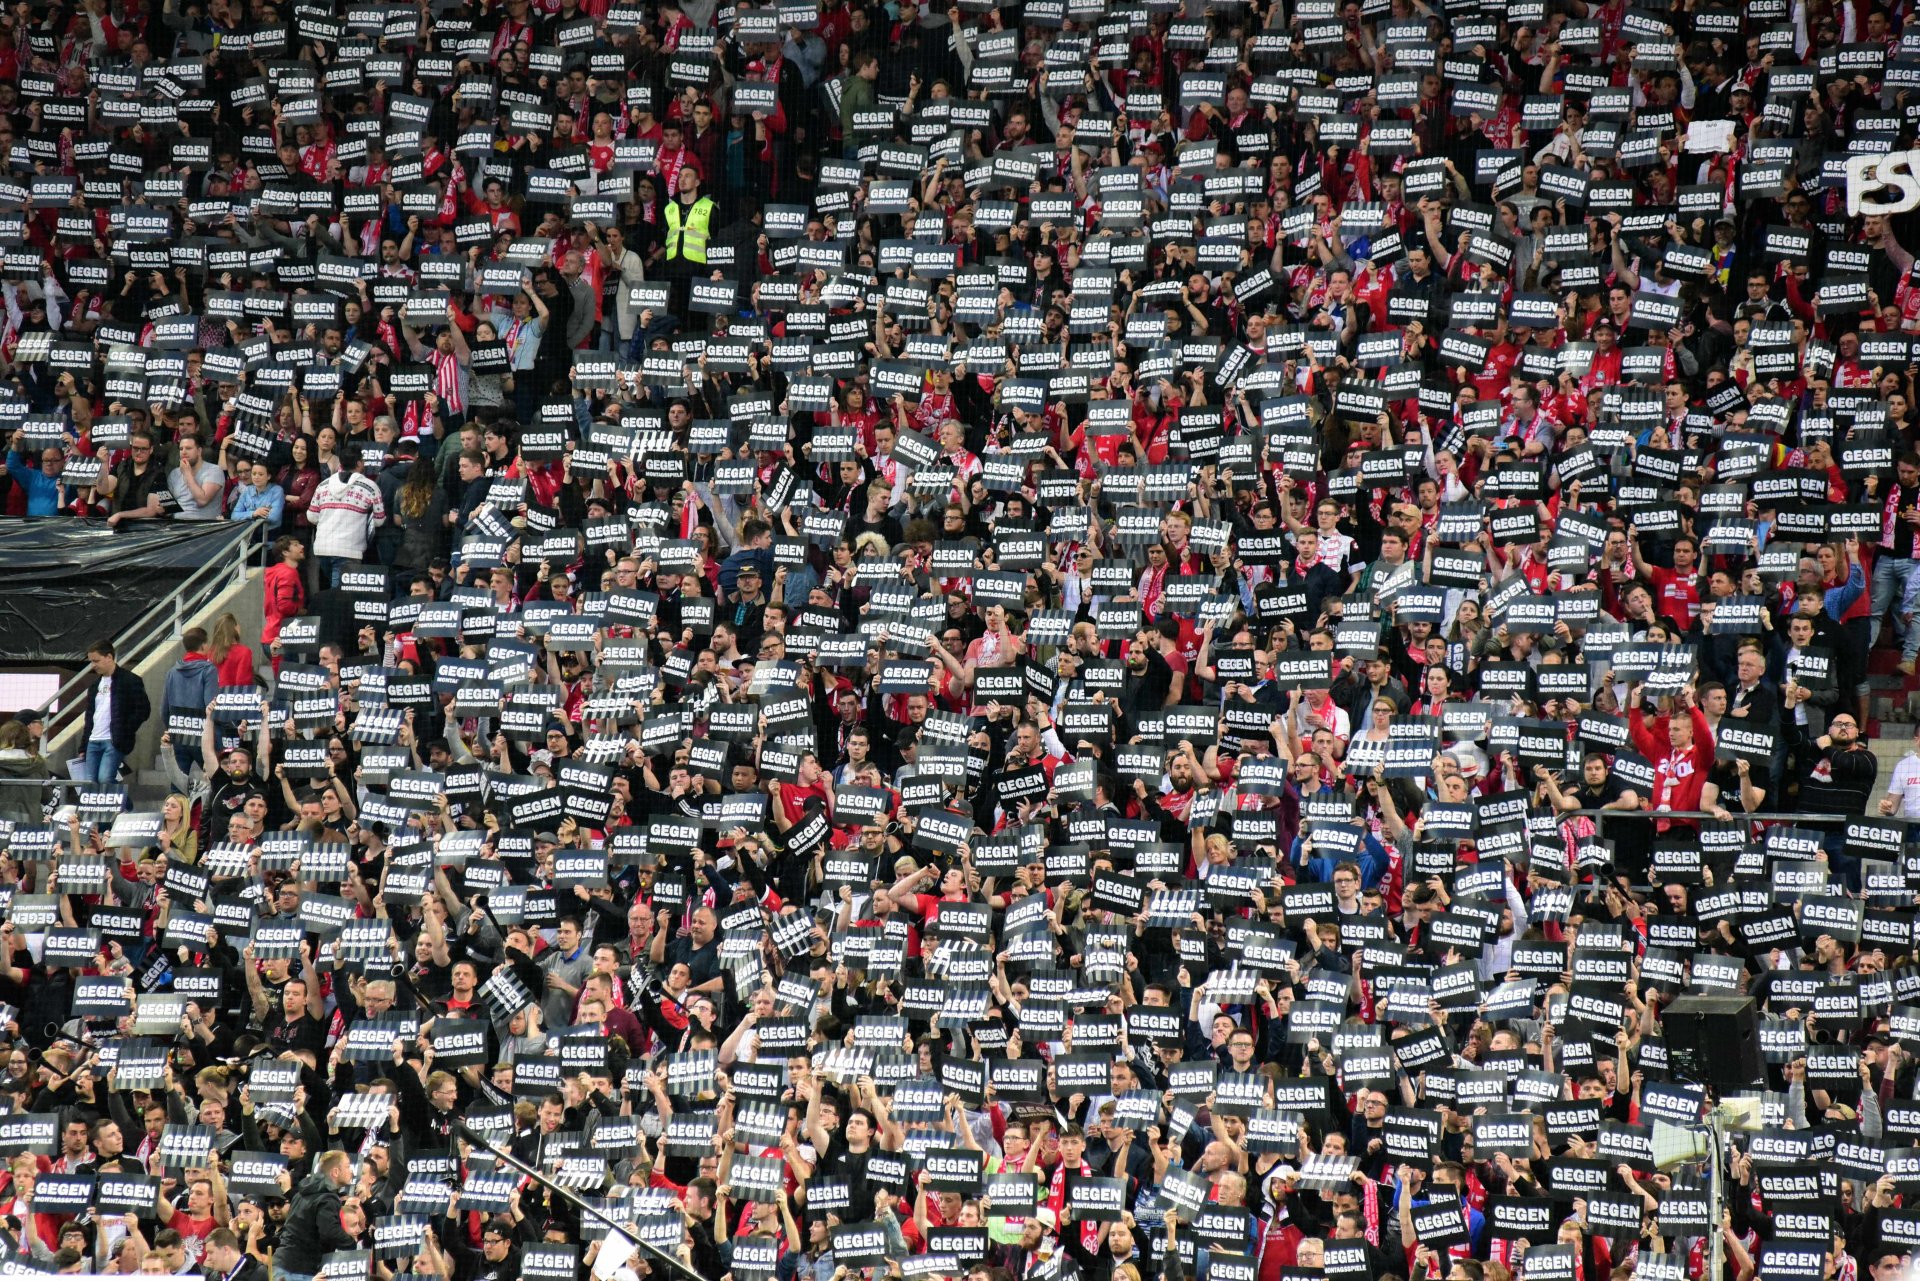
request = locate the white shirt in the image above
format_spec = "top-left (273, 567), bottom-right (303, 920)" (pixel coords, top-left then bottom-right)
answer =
top-left (309, 471), bottom-right (387, 558)
top-left (1786, 647), bottom-right (1811, 727)
top-left (89, 677), bottom-right (112, 742)
top-left (1887, 753), bottom-right (1920, 818)
top-left (1311, 529), bottom-right (1356, 574)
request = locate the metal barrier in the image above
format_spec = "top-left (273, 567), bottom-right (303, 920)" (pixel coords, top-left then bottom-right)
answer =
top-left (1562, 808), bottom-right (1855, 831)
top-left (29, 522), bottom-right (264, 744)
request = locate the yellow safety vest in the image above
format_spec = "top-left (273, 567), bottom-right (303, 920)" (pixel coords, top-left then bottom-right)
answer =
top-left (664, 197), bottom-right (714, 264)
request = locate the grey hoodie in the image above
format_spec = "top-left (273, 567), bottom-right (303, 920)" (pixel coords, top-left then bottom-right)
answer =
top-left (161, 654), bottom-right (218, 759)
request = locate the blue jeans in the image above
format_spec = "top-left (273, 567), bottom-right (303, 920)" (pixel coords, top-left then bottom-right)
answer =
top-left (315, 555), bottom-right (353, 589)
top-left (1902, 562), bottom-right (1920, 661)
top-left (1822, 825), bottom-right (1860, 893)
top-left (273, 1269), bottom-right (316, 1281)
top-left (84, 740), bottom-right (124, 785)
top-left (1871, 555), bottom-right (1917, 652)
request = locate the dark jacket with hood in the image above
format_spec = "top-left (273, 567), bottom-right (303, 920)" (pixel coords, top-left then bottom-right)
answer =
top-left (0, 750), bottom-right (47, 826)
top-left (162, 653), bottom-right (219, 728)
top-left (80, 664), bottom-right (152, 756)
top-left (274, 1168), bottom-right (356, 1275)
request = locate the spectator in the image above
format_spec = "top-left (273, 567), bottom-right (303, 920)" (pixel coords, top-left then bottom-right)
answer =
top-left (229, 461), bottom-right (286, 532)
top-left (1881, 724), bottom-right (1920, 818)
top-left (4, 429), bottom-right (65, 517)
top-left (78, 638), bottom-right (150, 785)
top-left (261, 537), bottom-right (308, 652)
top-left (271, 1151), bottom-right (355, 1281)
top-left (207, 614), bottom-right (256, 689)
top-left (99, 431), bottom-right (168, 526)
top-left (0, 721), bottom-right (47, 826)
top-left (1800, 713), bottom-right (1880, 885)
top-left (160, 628), bottom-right (218, 772)
top-left (308, 446), bottom-right (385, 589)
top-left (169, 434), bottom-right (228, 522)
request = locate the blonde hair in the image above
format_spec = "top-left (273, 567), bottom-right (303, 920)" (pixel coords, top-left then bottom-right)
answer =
top-left (163, 793), bottom-right (192, 838)
top-left (195, 1066), bottom-right (230, 1101)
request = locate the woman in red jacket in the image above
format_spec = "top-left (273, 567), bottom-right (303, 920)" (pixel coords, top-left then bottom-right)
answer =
top-left (207, 613), bottom-right (255, 688)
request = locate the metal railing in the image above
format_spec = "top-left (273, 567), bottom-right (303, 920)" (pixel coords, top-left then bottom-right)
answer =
top-left (33, 522), bottom-right (265, 744)
top-left (1563, 808), bottom-right (1854, 830)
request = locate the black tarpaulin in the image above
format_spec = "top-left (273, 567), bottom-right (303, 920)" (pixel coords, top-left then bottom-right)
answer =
top-left (0, 520), bottom-right (258, 664)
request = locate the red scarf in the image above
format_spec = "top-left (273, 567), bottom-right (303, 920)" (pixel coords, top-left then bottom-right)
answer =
top-left (1141, 563), bottom-right (1167, 618)
top-left (1045, 1161), bottom-right (1101, 1251)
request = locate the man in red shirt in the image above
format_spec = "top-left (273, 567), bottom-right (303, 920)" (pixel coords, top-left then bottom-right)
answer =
top-left (1627, 684), bottom-right (1714, 831)
top-left (1628, 529), bottom-right (1703, 630)
top-left (157, 1166), bottom-right (230, 1266)
top-left (884, 858), bottom-right (972, 930)
top-left (771, 753), bottom-right (831, 829)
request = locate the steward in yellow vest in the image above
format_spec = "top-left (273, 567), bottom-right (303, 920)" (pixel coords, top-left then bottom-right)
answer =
top-left (663, 168), bottom-right (714, 266)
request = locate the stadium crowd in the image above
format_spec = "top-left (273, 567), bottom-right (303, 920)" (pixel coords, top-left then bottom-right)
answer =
top-left (2, 2), bottom-right (1920, 1281)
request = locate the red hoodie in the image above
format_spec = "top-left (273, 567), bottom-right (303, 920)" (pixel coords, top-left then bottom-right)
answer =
top-left (1627, 704), bottom-right (1714, 829)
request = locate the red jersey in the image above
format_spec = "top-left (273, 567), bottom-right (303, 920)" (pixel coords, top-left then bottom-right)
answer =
top-left (1645, 565), bottom-right (1701, 629)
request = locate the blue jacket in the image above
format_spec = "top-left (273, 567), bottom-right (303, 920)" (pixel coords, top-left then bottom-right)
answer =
top-left (1291, 831), bottom-right (1392, 888)
top-left (229, 482), bottom-right (286, 529)
top-left (5, 450), bottom-right (60, 516)
top-left (1825, 562), bottom-right (1866, 618)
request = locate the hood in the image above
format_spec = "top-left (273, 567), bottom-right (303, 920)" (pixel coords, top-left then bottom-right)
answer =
top-left (0, 752), bottom-right (45, 776)
top-left (173, 656), bottom-right (214, 672)
top-left (297, 1169), bottom-right (345, 1196)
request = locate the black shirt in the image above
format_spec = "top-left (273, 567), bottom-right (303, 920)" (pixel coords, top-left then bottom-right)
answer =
top-left (664, 933), bottom-right (721, 991)
top-left (1889, 481), bottom-right (1920, 558)
top-left (110, 459), bottom-right (166, 515)
top-left (203, 775), bottom-right (265, 846)
top-left (818, 1135), bottom-right (879, 1220)
top-left (263, 1008), bottom-right (330, 1058)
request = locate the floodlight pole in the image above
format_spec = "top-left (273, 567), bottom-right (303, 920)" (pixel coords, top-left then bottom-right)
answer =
top-left (450, 1119), bottom-right (707, 1281)
top-left (1707, 1107), bottom-right (1727, 1281)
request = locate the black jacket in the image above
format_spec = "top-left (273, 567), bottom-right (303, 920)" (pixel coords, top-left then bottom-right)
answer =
top-left (274, 1170), bottom-right (355, 1275)
top-left (1727, 678), bottom-right (1782, 735)
top-left (206, 1256), bottom-right (269, 1281)
top-left (81, 665), bottom-right (151, 755)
